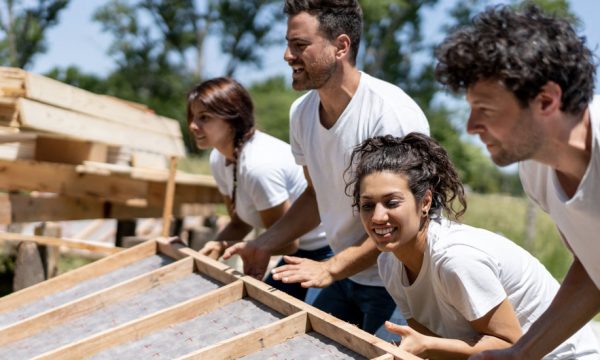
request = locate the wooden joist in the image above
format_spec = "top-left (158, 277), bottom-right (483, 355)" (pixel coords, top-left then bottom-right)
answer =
top-left (0, 158), bottom-right (221, 206)
top-left (0, 67), bottom-right (182, 140)
top-left (0, 239), bottom-right (419, 359)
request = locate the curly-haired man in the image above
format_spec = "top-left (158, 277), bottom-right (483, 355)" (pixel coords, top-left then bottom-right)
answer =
top-left (436, 4), bottom-right (600, 360)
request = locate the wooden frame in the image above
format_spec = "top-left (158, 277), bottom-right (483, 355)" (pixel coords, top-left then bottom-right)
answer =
top-left (0, 239), bottom-right (419, 359)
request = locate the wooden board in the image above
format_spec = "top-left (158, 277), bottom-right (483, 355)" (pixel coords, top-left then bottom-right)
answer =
top-left (0, 239), bottom-right (419, 359)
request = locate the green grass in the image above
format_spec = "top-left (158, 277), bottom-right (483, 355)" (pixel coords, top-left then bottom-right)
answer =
top-left (461, 192), bottom-right (572, 281)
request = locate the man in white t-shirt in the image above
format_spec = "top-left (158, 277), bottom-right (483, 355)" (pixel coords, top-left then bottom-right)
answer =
top-left (435, 5), bottom-right (600, 359)
top-left (224, 0), bottom-right (429, 335)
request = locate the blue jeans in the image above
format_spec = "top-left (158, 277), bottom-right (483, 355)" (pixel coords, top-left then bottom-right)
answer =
top-left (311, 278), bottom-right (401, 335)
top-left (264, 245), bottom-right (333, 303)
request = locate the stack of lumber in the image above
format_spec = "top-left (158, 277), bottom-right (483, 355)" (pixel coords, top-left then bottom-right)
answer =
top-left (0, 239), bottom-right (418, 359)
top-left (0, 67), bottom-right (222, 224)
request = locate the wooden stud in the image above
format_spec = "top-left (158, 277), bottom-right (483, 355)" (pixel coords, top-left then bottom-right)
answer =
top-left (178, 311), bottom-right (309, 360)
top-left (0, 232), bottom-right (122, 255)
top-left (0, 240), bottom-right (156, 314)
top-left (162, 156), bottom-right (178, 237)
top-left (0, 257), bottom-right (194, 346)
top-left (36, 281), bottom-right (245, 360)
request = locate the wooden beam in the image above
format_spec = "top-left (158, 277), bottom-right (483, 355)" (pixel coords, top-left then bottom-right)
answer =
top-left (0, 257), bottom-right (194, 346)
top-left (162, 156), bottom-right (177, 237)
top-left (36, 281), bottom-right (245, 360)
top-left (22, 70), bottom-right (182, 138)
top-left (178, 311), bottom-right (309, 360)
top-left (0, 240), bottom-right (156, 314)
top-left (307, 312), bottom-right (419, 360)
top-left (17, 98), bottom-right (185, 157)
top-left (0, 193), bottom-right (216, 224)
top-left (0, 158), bottom-right (149, 204)
top-left (0, 232), bottom-right (122, 255)
top-left (0, 158), bottom-right (221, 207)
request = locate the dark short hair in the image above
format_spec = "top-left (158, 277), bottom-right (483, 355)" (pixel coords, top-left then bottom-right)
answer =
top-left (345, 133), bottom-right (466, 221)
top-left (435, 4), bottom-right (596, 115)
top-left (284, 0), bottom-right (362, 64)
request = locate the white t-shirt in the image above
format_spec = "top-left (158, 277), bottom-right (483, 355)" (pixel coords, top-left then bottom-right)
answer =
top-left (378, 219), bottom-right (599, 359)
top-left (519, 96), bottom-right (600, 289)
top-left (210, 130), bottom-right (327, 250)
top-left (290, 72), bottom-right (429, 286)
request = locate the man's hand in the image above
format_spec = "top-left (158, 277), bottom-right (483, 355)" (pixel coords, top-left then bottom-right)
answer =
top-left (385, 321), bottom-right (431, 358)
top-left (199, 240), bottom-right (226, 260)
top-left (270, 256), bottom-right (334, 288)
top-left (223, 240), bottom-right (271, 280)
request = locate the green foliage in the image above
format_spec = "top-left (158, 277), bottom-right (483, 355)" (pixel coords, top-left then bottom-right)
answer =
top-left (0, 0), bottom-right (69, 69)
top-left (249, 76), bottom-right (300, 143)
top-left (462, 192), bottom-right (572, 280)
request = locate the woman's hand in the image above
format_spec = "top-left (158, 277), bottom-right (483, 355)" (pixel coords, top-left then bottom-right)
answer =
top-left (385, 321), bottom-right (431, 358)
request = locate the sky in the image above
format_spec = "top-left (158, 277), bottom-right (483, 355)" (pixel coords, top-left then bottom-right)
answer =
top-left (30, 0), bottom-right (600, 91)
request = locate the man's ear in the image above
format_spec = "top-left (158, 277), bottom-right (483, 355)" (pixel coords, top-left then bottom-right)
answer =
top-left (334, 34), bottom-right (351, 60)
top-left (534, 81), bottom-right (562, 115)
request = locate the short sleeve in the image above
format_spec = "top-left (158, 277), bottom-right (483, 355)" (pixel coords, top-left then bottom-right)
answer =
top-left (245, 165), bottom-right (289, 211)
top-left (435, 245), bottom-right (506, 321)
top-left (289, 99), bottom-right (306, 166)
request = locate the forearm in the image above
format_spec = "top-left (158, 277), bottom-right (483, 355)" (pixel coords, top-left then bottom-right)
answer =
top-left (214, 220), bottom-right (252, 244)
top-left (510, 258), bottom-right (600, 359)
top-left (425, 335), bottom-right (512, 360)
top-left (255, 188), bottom-right (321, 252)
top-left (325, 235), bottom-right (379, 281)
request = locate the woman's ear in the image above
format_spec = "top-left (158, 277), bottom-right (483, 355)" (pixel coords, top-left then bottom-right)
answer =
top-left (421, 189), bottom-right (433, 216)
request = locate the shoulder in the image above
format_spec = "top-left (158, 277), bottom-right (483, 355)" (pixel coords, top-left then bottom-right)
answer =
top-left (290, 91), bottom-right (318, 117)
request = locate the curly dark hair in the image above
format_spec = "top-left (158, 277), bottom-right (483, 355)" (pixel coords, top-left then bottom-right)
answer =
top-left (284, 0), bottom-right (362, 65)
top-left (345, 133), bottom-right (466, 221)
top-left (435, 4), bottom-right (596, 115)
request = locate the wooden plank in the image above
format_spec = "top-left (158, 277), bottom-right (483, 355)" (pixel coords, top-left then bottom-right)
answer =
top-left (307, 312), bottom-right (419, 360)
top-left (243, 275), bottom-right (307, 317)
top-left (36, 281), bottom-right (245, 360)
top-left (371, 355), bottom-right (395, 360)
top-left (34, 136), bottom-right (108, 165)
top-left (178, 311), bottom-right (309, 360)
top-left (17, 98), bottom-right (185, 157)
top-left (0, 158), bottom-right (149, 204)
top-left (0, 256), bottom-right (194, 346)
top-left (0, 240), bottom-right (156, 314)
top-left (162, 156), bottom-right (178, 237)
top-left (0, 193), bottom-right (216, 224)
top-left (12, 241), bottom-right (46, 291)
top-left (23, 70), bottom-right (182, 138)
top-left (0, 232), bottom-right (122, 255)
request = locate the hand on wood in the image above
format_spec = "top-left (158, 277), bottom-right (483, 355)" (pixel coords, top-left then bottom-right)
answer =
top-left (270, 256), bottom-right (334, 288)
top-left (223, 240), bottom-right (271, 280)
top-left (385, 321), bottom-right (430, 358)
top-left (199, 240), bottom-right (226, 260)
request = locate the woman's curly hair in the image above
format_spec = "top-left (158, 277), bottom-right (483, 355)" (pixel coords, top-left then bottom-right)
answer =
top-left (435, 4), bottom-right (596, 115)
top-left (345, 133), bottom-right (466, 221)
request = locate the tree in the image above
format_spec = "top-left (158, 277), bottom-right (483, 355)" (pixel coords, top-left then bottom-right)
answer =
top-left (0, 0), bottom-right (69, 69)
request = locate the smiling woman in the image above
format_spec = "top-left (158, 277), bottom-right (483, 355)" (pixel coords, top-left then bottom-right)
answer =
top-left (344, 133), bottom-right (600, 359)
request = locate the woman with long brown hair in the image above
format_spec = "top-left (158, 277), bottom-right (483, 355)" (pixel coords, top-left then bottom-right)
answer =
top-left (186, 77), bottom-right (331, 301)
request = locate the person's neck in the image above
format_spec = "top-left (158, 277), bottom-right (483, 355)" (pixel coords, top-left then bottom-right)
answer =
top-left (217, 142), bottom-right (236, 165)
top-left (535, 108), bottom-right (592, 197)
top-left (317, 66), bottom-right (361, 129)
top-left (394, 222), bottom-right (429, 285)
